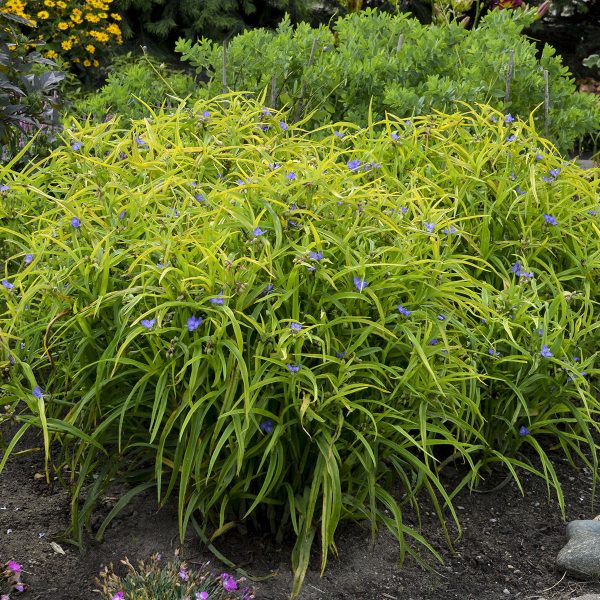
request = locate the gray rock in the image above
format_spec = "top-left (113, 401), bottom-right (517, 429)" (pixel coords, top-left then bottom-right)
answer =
top-left (557, 521), bottom-right (600, 579)
top-left (572, 596), bottom-right (600, 600)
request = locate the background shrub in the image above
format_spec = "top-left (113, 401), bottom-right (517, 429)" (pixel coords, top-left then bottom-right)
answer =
top-left (176, 7), bottom-right (600, 153)
top-left (0, 96), bottom-right (598, 598)
top-left (0, 11), bottom-right (65, 164)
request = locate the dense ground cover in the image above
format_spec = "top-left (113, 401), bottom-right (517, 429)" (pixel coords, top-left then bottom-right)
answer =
top-left (1, 96), bottom-right (599, 597)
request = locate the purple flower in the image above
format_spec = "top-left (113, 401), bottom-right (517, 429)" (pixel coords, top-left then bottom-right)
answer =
top-left (589, 210), bottom-right (597, 216)
top-left (488, 348), bottom-right (500, 357)
top-left (260, 420), bottom-right (274, 434)
top-left (290, 322), bottom-right (302, 332)
top-left (429, 338), bottom-right (438, 345)
top-left (221, 573), bottom-right (238, 592)
top-left (490, 115), bottom-right (498, 123)
top-left (33, 386), bottom-right (43, 399)
top-left (540, 345), bottom-right (553, 358)
top-left (71, 140), bottom-right (82, 151)
top-left (549, 168), bottom-right (561, 177)
top-left (353, 276), bottom-right (368, 292)
top-left (112, 593), bottom-right (125, 600)
top-left (141, 318), bottom-right (157, 329)
top-left (515, 185), bottom-right (525, 196)
top-left (424, 222), bottom-right (435, 233)
top-left (187, 315), bottom-right (203, 332)
top-left (573, 356), bottom-right (580, 362)
top-left (259, 124), bottom-right (269, 131)
top-left (347, 159), bottom-right (361, 171)
top-left (0, 183), bottom-right (10, 192)
top-left (1, 279), bottom-right (14, 290)
top-left (285, 172), bottom-right (296, 180)
top-left (210, 292), bottom-right (225, 305)
top-left (262, 284), bottom-right (274, 295)
top-left (202, 110), bottom-right (211, 118)
top-left (269, 163), bottom-right (280, 170)
top-left (336, 351), bottom-right (346, 358)
top-left (309, 251), bottom-right (323, 261)
top-left (262, 107), bottom-right (272, 116)
top-left (279, 121), bottom-right (288, 131)
top-left (253, 227), bottom-right (266, 237)
top-left (135, 135), bottom-right (147, 148)
top-left (511, 262), bottom-right (522, 276)
top-left (7, 561), bottom-right (22, 573)
top-left (118, 210), bottom-right (126, 219)
top-left (196, 593), bottom-right (209, 600)
top-left (442, 226), bottom-right (456, 235)
top-left (391, 132), bottom-right (400, 140)
top-left (521, 270), bottom-right (534, 278)
top-left (519, 425), bottom-right (530, 436)
top-left (437, 314), bottom-right (446, 321)
top-left (15, 583), bottom-right (25, 592)
top-left (195, 194), bottom-right (206, 203)
top-left (400, 206), bottom-right (408, 214)
top-left (506, 134), bottom-right (517, 142)
top-left (397, 304), bottom-right (411, 316)
top-left (504, 114), bottom-right (515, 123)
top-left (179, 567), bottom-right (189, 581)
top-left (543, 213), bottom-right (557, 226)
top-left (334, 130), bottom-right (345, 138)
top-left (535, 152), bottom-right (544, 160)
top-left (286, 363), bottom-right (300, 373)
top-left (71, 217), bottom-right (81, 228)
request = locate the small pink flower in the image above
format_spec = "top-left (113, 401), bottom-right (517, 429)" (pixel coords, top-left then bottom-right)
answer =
top-left (7, 561), bottom-right (22, 573)
top-left (112, 593), bottom-right (124, 600)
top-left (1, 594), bottom-right (11, 600)
top-left (15, 584), bottom-right (24, 593)
top-left (221, 573), bottom-right (238, 591)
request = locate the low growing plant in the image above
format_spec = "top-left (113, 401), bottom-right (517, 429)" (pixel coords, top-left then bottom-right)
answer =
top-left (176, 7), bottom-right (600, 153)
top-left (0, 96), bottom-right (598, 598)
top-left (97, 554), bottom-right (254, 600)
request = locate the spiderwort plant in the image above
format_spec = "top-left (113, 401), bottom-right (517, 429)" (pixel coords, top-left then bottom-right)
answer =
top-left (0, 97), bottom-right (598, 600)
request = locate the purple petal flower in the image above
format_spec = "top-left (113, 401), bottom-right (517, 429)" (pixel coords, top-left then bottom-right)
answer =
top-left (1, 279), bottom-right (14, 290)
top-left (515, 185), bottom-right (525, 196)
top-left (187, 315), bottom-right (203, 332)
top-left (210, 292), bottom-right (225, 305)
top-left (334, 130), bottom-right (345, 138)
top-left (506, 134), bottom-right (517, 142)
top-left (285, 172), bottom-right (296, 180)
top-left (309, 251), bottom-right (323, 261)
top-left (437, 314), bottom-right (446, 321)
top-left (71, 141), bottom-right (82, 151)
top-left (549, 168), bottom-right (561, 177)
top-left (540, 345), bottom-right (553, 358)
top-left (511, 262), bottom-right (522, 276)
top-left (504, 114), bottom-right (515, 123)
top-left (290, 322), bottom-right (302, 332)
top-left (336, 351), bottom-right (347, 358)
top-left (391, 132), bottom-right (400, 140)
top-left (118, 210), bottom-right (126, 219)
top-left (253, 227), bottom-right (266, 237)
top-left (429, 338), bottom-right (438, 345)
top-left (135, 135), bottom-right (147, 147)
top-left (353, 276), bottom-right (368, 292)
top-left (286, 364), bottom-right (300, 373)
top-left (269, 163), bottom-right (280, 170)
top-left (33, 386), bottom-right (43, 399)
top-left (262, 107), bottom-right (272, 116)
top-left (490, 115), bottom-right (498, 123)
top-left (260, 420), bottom-right (274, 434)
top-left (196, 593), bottom-right (209, 600)
top-left (488, 348), bottom-right (500, 357)
top-left (15, 583), bottom-right (25, 592)
top-left (519, 425), bottom-right (530, 436)
top-left (179, 567), bottom-right (189, 581)
top-left (111, 593), bottom-right (124, 600)
top-left (262, 284), bottom-right (274, 295)
top-left (397, 304), bottom-right (411, 316)
top-left (424, 222), bottom-right (435, 233)
top-left (195, 194), bottom-right (206, 203)
top-left (442, 226), bottom-right (456, 235)
top-left (542, 175), bottom-right (555, 183)
top-left (400, 206), bottom-right (408, 214)
top-left (141, 318), bottom-right (157, 329)
top-left (543, 213), bottom-right (557, 226)
top-left (7, 561), bottom-right (22, 573)
top-left (202, 110), bottom-right (211, 118)
top-left (347, 159), bottom-right (361, 171)
top-left (0, 184), bottom-right (10, 192)
top-left (279, 121), bottom-right (288, 131)
top-left (535, 152), bottom-right (544, 160)
top-left (71, 217), bottom-right (81, 228)
top-left (221, 573), bottom-right (238, 592)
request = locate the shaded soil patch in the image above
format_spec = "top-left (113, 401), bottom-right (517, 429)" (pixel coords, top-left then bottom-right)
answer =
top-left (2, 428), bottom-right (600, 600)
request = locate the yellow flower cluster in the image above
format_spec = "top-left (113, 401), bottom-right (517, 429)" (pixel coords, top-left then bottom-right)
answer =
top-left (3, 0), bottom-right (123, 69)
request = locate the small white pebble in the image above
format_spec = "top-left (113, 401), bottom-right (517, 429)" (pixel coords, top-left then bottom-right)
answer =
top-left (6, 529), bottom-right (12, 534)
top-left (503, 589), bottom-right (510, 595)
top-left (507, 565), bottom-right (514, 569)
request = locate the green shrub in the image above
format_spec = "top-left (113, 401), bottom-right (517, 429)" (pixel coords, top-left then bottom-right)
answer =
top-left (0, 96), bottom-right (599, 598)
top-left (176, 7), bottom-right (600, 154)
top-left (97, 554), bottom-right (254, 599)
top-left (72, 52), bottom-right (199, 124)
top-left (0, 11), bottom-right (65, 164)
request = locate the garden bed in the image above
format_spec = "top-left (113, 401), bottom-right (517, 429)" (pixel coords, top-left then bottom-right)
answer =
top-left (2, 425), bottom-right (600, 600)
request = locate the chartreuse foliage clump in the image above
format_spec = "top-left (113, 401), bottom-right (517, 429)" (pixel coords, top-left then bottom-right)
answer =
top-left (0, 96), bottom-right (599, 598)
top-left (176, 7), bottom-right (600, 154)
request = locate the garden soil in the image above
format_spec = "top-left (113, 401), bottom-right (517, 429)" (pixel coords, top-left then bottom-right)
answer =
top-left (2, 426), bottom-right (600, 600)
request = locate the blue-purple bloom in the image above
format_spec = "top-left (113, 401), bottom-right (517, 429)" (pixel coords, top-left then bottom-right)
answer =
top-left (442, 226), bottom-right (457, 235)
top-left (24, 254), bottom-right (33, 264)
top-left (519, 425), bottom-right (530, 436)
top-left (490, 115), bottom-right (498, 123)
top-left (1, 279), bottom-right (14, 290)
top-left (336, 351), bottom-right (347, 359)
top-left (504, 114), bottom-right (515, 123)
top-left (506, 134), bottom-right (517, 142)
top-left (201, 111), bottom-right (211, 119)
top-left (549, 168), bottom-right (561, 177)
top-left (290, 322), bottom-right (302, 332)
top-left (488, 348), bottom-right (500, 357)
top-left (536, 152), bottom-right (544, 160)
top-left (285, 172), bottom-right (296, 180)
top-left (543, 213), bottom-right (557, 226)
top-left (279, 121), bottom-right (288, 131)
top-left (353, 276), bottom-right (368, 291)
top-left (429, 338), bottom-right (439, 345)
top-left (397, 304), bottom-right (411, 316)
top-left (135, 135), bottom-right (148, 148)
top-left (540, 345), bottom-right (553, 358)
top-left (141, 318), bottom-right (157, 329)
top-left (262, 284), bottom-right (274, 295)
top-left (0, 183), bottom-right (10, 192)
top-left (118, 209), bottom-right (126, 219)
top-left (334, 130), bottom-right (345, 138)
top-left (187, 315), bottom-right (203, 332)
top-left (178, 567), bottom-right (189, 581)
top-left (195, 193), bottom-right (206, 203)
top-left (515, 185), bottom-right (526, 196)
top-left (309, 251), bottom-right (323, 261)
top-left (71, 140), bottom-right (82, 151)
top-left (424, 222), bottom-right (435, 233)
top-left (210, 292), bottom-right (225, 305)
top-left (33, 386), bottom-right (43, 399)
top-left (71, 217), bottom-right (81, 228)
top-left (347, 159), bottom-right (361, 171)
top-left (286, 363), bottom-right (300, 373)
top-left (260, 420), bottom-right (274, 434)
top-left (437, 314), bottom-right (446, 321)
top-left (253, 227), bottom-right (266, 237)
top-left (391, 132), bottom-right (400, 140)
